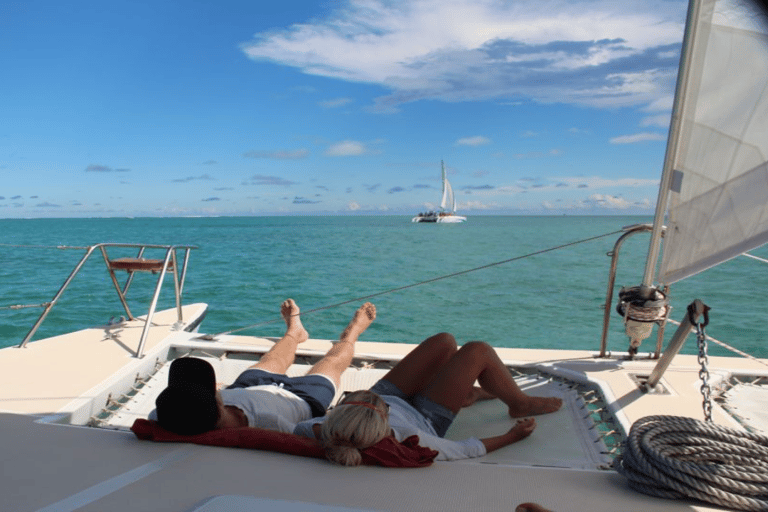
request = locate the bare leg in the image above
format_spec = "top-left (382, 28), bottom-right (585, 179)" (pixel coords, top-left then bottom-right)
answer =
top-left (462, 386), bottom-right (496, 407)
top-left (380, 332), bottom-right (458, 397)
top-left (307, 302), bottom-right (376, 387)
top-left (422, 341), bottom-right (562, 416)
top-left (251, 299), bottom-right (308, 374)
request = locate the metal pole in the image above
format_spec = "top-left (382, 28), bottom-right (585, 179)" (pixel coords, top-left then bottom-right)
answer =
top-left (645, 299), bottom-right (707, 390)
top-left (19, 245), bottom-right (100, 347)
top-left (135, 249), bottom-right (174, 358)
top-left (600, 224), bottom-right (654, 357)
top-left (643, 0), bottom-right (701, 290)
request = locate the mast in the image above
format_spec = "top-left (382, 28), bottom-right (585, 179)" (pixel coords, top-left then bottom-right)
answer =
top-left (642, 0), bottom-right (701, 290)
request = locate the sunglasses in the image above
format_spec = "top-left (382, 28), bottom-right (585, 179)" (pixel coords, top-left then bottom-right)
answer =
top-left (334, 390), bottom-right (390, 414)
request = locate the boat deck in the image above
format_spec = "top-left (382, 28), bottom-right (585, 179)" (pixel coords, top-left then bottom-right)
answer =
top-left (0, 303), bottom-right (208, 417)
top-left (2, 309), bottom-right (767, 511)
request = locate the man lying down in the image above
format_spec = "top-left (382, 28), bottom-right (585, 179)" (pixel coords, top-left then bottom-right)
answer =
top-left (148, 299), bottom-right (561, 464)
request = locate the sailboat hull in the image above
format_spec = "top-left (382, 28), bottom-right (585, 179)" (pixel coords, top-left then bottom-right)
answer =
top-left (411, 213), bottom-right (467, 223)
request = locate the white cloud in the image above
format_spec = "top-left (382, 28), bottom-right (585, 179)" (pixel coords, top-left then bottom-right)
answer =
top-left (456, 135), bottom-right (490, 146)
top-left (326, 140), bottom-right (367, 156)
top-left (241, 0), bottom-right (687, 111)
top-left (462, 200), bottom-right (500, 210)
top-left (640, 114), bottom-right (671, 128)
top-left (347, 201), bottom-right (361, 211)
top-left (558, 176), bottom-right (659, 188)
top-left (584, 193), bottom-right (634, 209)
top-left (610, 132), bottom-right (667, 144)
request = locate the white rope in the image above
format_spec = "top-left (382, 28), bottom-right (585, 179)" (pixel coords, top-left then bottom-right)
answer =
top-left (615, 415), bottom-right (768, 510)
top-left (742, 253), bottom-right (768, 264)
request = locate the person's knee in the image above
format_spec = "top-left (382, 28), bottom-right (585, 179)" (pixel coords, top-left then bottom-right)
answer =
top-left (458, 340), bottom-right (494, 361)
top-left (427, 332), bottom-right (457, 352)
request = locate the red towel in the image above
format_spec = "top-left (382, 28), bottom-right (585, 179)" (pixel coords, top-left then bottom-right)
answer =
top-left (131, 419), bottom-right (437, 468)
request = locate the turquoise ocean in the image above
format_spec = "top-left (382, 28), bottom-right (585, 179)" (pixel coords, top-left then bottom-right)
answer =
top-left (2, 216), bottom-right (767, 359)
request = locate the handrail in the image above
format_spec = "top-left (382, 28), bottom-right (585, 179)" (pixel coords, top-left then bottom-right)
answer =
top-left (599, 224), bottom-right (667, 358)
top-left (18, 243), bottom-right (196, 358)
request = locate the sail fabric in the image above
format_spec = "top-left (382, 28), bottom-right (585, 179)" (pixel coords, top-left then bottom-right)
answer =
top-left (439, 161), bottom-right (457, 213)
top-left (442, 178), bottom-right (456, 212)
top-left (440, 173), bottom-right (449, 210)
top-left (659, 0), bottom-right (768, 284)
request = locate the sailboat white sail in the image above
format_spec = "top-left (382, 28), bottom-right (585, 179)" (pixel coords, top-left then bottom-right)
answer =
top-left (412, 160), bottom-right (467, 223)
top-left (651, 0), bottom-right (768, 285)
top-left (440, 161), bottom-right (456, 212)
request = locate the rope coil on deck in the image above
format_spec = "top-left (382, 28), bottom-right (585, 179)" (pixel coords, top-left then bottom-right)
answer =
top-left (614, 415), bottom-right (768, 511)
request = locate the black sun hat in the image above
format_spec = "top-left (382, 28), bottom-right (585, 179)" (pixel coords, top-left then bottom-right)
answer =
top-left (155, 358), bottom-right (219, 435)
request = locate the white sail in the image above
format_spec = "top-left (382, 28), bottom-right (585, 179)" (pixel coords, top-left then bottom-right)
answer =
top-left (657, 0), bottom-right (768, 284)
top-left (439, 161), bottom-right (450, 210)
top-left (439, 160), bottom-right (458, 213)
top-left (444, 178), bottom-right (456, 212)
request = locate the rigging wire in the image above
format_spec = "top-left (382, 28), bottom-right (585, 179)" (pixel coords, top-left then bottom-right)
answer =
top-left (210, 228), bottom-right (626, 338)
top-left (742, 252), bottom-right (768, 264)
top-left (666, 318), bottom-right (768, 369)
top-left (0, 243), bottom-right (89, 250)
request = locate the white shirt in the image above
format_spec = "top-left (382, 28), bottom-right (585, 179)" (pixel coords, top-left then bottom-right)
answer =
top-left (294, 395), bottom-right (486, 460)
top-left (220, 385), bottom-right (312, 433)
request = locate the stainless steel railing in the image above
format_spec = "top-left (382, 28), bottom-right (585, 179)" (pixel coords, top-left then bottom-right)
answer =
top-left (599, 224), bottom-right (668, 359)
top-left (18, 243), bottom-right (196, 358)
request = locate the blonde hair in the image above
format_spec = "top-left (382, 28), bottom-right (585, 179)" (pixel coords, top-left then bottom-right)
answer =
top-left (320, 390), bottom-right (390, 466)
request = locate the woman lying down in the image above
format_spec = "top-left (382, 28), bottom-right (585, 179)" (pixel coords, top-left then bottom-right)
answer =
top-left (293, 332), bottom-right (562, 465)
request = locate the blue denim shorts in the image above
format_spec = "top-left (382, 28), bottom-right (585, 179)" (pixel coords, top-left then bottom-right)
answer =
top-left (370, 379), bottom-right (456, 437)
top-left (227, 369), bottom-right (336, 418)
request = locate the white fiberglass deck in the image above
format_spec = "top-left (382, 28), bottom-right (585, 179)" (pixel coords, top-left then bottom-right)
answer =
top-left (2, 312), bottom-right (765, 511)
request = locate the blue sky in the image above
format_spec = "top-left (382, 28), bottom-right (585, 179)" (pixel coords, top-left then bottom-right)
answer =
top-left (1, 0), bottom-right (689, 218)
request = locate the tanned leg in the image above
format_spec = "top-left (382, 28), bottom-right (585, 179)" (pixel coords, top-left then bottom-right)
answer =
top-left (422, 341), bottom-right (562, 416)
top-left (379, 332), bottom-right (458, 397)
top-left (251, 299), bottom-right (308, 374)
top-left (307, 302), bottom-right (376, 387)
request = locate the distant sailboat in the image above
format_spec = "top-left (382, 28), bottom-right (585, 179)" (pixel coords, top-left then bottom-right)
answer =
top-left (412, 161), bottom-right (467, 223)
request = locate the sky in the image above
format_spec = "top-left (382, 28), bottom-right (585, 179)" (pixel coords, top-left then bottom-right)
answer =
top-left (0, 0), bottom-right (691, 218)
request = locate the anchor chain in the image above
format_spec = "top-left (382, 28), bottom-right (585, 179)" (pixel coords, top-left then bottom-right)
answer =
top-left (690, 303), bottom-right (712, 422)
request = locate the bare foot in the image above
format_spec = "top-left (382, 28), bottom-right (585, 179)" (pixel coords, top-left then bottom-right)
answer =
top-left (281, 299), bottom-right (308, 343)
top-left (462, 386), bottom-right (496, 408)
top-left (339, 302), bottom-right (376, 343)
top-left (509, 418), bottom-right (536, 442)
top-left (515, 503), bottom-right (552, 512)
top-left (508, 396), bottom-right (562, 418)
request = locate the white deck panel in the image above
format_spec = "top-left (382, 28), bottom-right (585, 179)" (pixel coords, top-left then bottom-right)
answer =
top-left (2, 324), bottom-right (767, 511)
top-left (0, 303), bottom-right (207, 415)
top-left (0, 410), bottom-right (725, 512)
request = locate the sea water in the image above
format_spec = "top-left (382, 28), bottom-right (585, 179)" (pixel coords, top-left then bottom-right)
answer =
top-left (1, 216), bottom-right (766, 359)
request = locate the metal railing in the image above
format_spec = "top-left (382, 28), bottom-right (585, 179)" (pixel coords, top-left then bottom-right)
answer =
top-left (599, 224), bottom-right (668, 358)
top-left (18, 243), bottom-right (196, 358)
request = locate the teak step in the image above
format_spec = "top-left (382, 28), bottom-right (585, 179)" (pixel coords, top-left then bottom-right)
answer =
top-left (108, 258), bottom-right (173, 273)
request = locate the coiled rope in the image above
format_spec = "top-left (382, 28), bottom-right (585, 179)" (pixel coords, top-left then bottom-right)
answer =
top-left (614, 415), bottom-right (768, 511)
